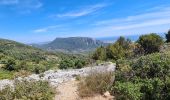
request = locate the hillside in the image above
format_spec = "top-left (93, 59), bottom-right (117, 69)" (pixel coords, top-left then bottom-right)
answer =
top-left (0, 38), bottom-right (91, 79)
top-left (0, 39), bottom-right (59, 61)
top-left (0, 39), bottom-right (60, 79)
top-left (33, 37), bottom-right (108, 53)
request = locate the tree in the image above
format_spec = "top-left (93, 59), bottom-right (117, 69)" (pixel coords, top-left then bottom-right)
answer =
top-left (166, 30), bottom-right (170, 42)
top-left (137, 33), bottom-right (163, 54)
top-left (116, 36), bottom-right (126, 47)
top-left (59, 59), bottom-right (75, 69)
top-left (116, 36), bottom-right (132, 50)
top-left (4, 59), bottom-right (16, 71)
top-left (92, 46), bottom-right (106, 61)
top-left (106, 43), bottom-right (125, 60)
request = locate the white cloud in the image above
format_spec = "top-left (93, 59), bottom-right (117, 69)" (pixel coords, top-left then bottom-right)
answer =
top-left (53, 3), bottom-right (107, 18)
top-left (83, 6), bottom-right (170, 37)
top-left (33, 25), bottom-right (64, 33)
top-left (94, 7), bottom-right (170, 26)
top-left (34, 28), bottom-right (47, 33)
top-left (33, 5), bottom-right (170, 38)
top-left (19, 0), bottom-right (42, 9)
top-left (0, 0), bottom-right (43, 12)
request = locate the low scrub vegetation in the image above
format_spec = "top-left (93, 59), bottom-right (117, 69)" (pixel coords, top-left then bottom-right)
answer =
top-left (137, 33), bottom-right (163, 54)
top-left (0, 39), bottom-right (60, 78)
top-left (92, 33), bottom-right (164, 61)
top-left (92, 36), bottom-right (133, 61)
top-left (0, 80), bottom-right (55, 100)
top-left (113, 52), bottom-right (170, 100)
top-left (59, 54), bottom-right (90, 69)
top-left (166, 30), bottom-right (170, 43)
top-left (0, 39), bottom-right (91, 79)
top-left (0, 70), bottom-right (14, 79)
top-left (78, 72), bottom-right (114, 97)
top-left (91, 31), bottom-right (170, 99)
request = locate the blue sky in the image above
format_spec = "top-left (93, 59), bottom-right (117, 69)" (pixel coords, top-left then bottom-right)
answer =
top-left (0, 0), bottom-right (170, 43)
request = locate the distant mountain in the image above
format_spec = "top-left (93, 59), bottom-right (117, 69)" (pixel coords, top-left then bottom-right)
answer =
top-left (33, 37), bottom-right (108, 53)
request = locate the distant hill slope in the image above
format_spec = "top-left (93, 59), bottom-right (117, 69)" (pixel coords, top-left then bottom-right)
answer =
top-left (32, 37), bottom-right (108, 53)
top-left (0, 39), bottom-right (59, 62)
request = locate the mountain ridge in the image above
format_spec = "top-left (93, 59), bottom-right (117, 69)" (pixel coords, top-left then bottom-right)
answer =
top-left (32, 37), bottom-right (109, 53)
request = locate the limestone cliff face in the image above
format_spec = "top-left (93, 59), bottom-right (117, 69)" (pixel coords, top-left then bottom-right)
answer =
top-left (33, 37), bottom-right (109, 53)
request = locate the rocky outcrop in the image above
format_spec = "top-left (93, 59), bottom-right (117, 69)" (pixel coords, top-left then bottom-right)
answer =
top-left (0, 62), bottom-right (115, 90)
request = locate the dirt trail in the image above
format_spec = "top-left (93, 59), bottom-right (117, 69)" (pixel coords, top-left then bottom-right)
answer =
top-left (55, 80), bottom-right (114, 100)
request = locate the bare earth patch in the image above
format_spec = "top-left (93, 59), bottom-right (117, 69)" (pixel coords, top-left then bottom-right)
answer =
top-left (55, 80), bottom-right (114, 100)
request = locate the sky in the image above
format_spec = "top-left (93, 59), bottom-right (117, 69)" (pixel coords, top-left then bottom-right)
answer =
top-left (0, 0), bottom-right (170, 43)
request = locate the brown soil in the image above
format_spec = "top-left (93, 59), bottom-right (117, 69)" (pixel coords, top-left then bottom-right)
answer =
top-left (55, 80), bottom-right (114, 100)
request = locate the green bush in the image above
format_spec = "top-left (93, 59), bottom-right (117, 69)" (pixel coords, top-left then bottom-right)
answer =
top-left (116, 36), bottom-right (132, 50)
top-left (59, 57), bottom-right (87, 69)
top-left (92, 36), bottom-right (133, 61)
top-left (92, 46), bottom-right (107, 61)
top-left (59, 59), bottom-right (75, 69)
top-left (166, 30), bottom-right (170, 42)
top-left (0, 70), bottom-right (14, 79)
top-left (113, 81), bottom-right (142, 100)
top-left (106, 43), bottom-right (125, 60)
top-left (0, 80), bottom-right (55, 100)
top-left (115, 59), bottom-right (132, 81)
top-left (113, 52), bottom-right (170, 100)
top-left (4, 59), bottom-right (16, 71)
top-left (131, 53), bottom-right (170, 79)
top-left (137, 33), bottom-right (164, 54)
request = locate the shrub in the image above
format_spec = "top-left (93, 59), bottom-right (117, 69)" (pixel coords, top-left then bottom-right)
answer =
top-left (0, 70), bottom-right (14, 79)
top-left (140, 78), bottom-right (165, 100)
top-left (59, 58), bottom-right (87, 69)
top-left (92, 36), bottom-right (133, 61)
top-left (4, 59), bottom-right (16, 71)
top-left (116, 36), bottom-right (132, 50)
top-left (137, 33), bottom-right (164, 54)
top-left (113, 52), bottom-right (170, 100)
top-left (78, 72), bottom-right (114, 97)
top-left (106, 43), bottom-right (125, 60)
top-left (131, 52), bottom-right (170, 79)
top-left (33, 65), bottom-right (47, 74)
top-left (92, 46), bottom-right (107, 61)
top-left (0, 80), bottom-right (55, 100)
top-left (166, 30), bottom-right (170, 42)
top-left (115, 59), bottom-right (132, 81)
top-left (75, 59), bottom-right (85, 69)
top-left (59, 59), bottom-right (75, 69)
top-left (133, 43), bottom-right (145, 57)
top-left (113, 81), bottom-right (142, 100)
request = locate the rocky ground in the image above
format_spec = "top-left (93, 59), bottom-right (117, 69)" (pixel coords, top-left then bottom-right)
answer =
top-left (0, 62), bottom-right (116, 99)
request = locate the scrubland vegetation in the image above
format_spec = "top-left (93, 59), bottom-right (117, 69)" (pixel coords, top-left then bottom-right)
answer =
top-left (77, 30), bottom-right (170, 100)
top-left (1, 30), bottom-right (170, 99)
top-left (0, 39), bottom-right (60, 78)
top-left (0, 39), bottom-right (90, 79)
top-left (58, 54), bottom-right (91, 69)
top-left (0, 80), bottom-right (55, 100)
top-left (0, 39), bottom-right (91, 99)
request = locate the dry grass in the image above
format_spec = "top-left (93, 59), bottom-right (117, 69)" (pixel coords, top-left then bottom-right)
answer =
top-left (78, 72), bottom-right (114, 97)
top-left (14, 70), bottom-right (31, 78)
top-left (0, 80), bottom-right (56, 100)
